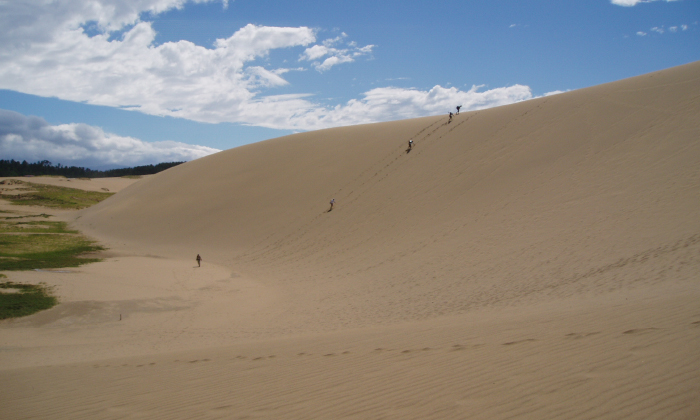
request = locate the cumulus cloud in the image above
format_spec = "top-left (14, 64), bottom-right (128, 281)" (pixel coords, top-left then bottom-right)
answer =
top-left (0, 0), bottom-right (536, 134)
top-left (611, 0), bottom-right (680, 6)
top-left (0, 109), bottom-right (220, 169)
top-left (299, 33), bottom-right (374, 72)
top-left (277, 84), bottom-right (534, 131)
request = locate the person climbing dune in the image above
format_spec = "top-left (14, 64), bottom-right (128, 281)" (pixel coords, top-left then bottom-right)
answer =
top-left (448, 112), bottom-right (453, 122)
top-left (329, 198), bottom-right (335, 211)
top-left (456, 105), bottom-right (462, 114)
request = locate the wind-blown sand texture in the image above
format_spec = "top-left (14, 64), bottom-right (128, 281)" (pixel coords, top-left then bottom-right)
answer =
top-left (1, 62), bottom-right (699, 419)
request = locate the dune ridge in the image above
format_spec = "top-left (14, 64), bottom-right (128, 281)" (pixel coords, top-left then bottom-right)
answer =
top-left (1, 61), bottom-right (699, 419)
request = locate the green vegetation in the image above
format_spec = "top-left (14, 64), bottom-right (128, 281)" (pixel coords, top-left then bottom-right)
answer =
top-left (0, 182), bottom-right (110, 319)
top-left (3, 213), bottom-right (51, 220)
top-left (0, 220), bottom-right (103, 271)
top-left (0, 275), bottom-right (58, 319)
top-left (2, 180), bottom-right (114, 209)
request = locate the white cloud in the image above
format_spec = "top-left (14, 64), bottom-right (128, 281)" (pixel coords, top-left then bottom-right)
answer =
top-left (315, 55), bottom-right (355, 72)
top-left (280, 84), bottom-right (534, 131)
top-left (636, 23), bottom-right (689, 37)
top-left (543, 90), bottom-right (568, 96)
top-left (611, 0), bottom-right (680, 6)
top-left (0, 0), bottom-right (537, 134)
top-left (300, 35), bottom-right (374, 72)
top-left (0, 16), bottom-right (317, 124)
top-left (0, 109), bottom-right (220, 169)
top-left (300, 45), bottom-right (330, 61)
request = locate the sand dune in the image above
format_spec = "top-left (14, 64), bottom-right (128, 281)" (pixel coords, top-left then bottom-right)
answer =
top-left (1, 62), bottom-right (699, 419)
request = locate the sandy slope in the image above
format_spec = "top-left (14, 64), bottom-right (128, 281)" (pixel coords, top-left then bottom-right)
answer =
top-left (1, 62), bottom-right (699, 419)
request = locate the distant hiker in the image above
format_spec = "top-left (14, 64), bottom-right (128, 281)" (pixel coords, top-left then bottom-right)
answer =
top-left (329, 198), bottom-right (335, 211)
top-left (449, 112), bottom-right (453, 122)
top-left (408, 139), bottom-right (413, 150)
top-left (456, 105), bottom-right (462, 114)
top-left (196, 254), bottom-right (202, 267)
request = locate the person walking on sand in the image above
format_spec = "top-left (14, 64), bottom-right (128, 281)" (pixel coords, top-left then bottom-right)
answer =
top-left (448, 112), bottom-right (453, 122)
top-left (196, 254), bottom-right (202, 267)
top-left (408, 139), bottom-right (413, 150)
top-left (456, 105), bottom-right (462, 114)
top-left (329, 198), bottom-right (335, 211)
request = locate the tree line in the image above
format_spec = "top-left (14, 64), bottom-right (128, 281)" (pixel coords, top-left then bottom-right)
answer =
top-left (0, 159), bottom-right (184, 178)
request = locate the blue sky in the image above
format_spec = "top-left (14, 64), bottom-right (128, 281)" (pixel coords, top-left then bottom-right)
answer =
top-left (1, 0), bottom-right (698, 169)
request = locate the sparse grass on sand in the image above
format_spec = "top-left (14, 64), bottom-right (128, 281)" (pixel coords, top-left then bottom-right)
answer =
top-left (0, 182), bottom-right (110, 319)
top-left (0, 274), bottom-right (58, 319)
top-left (0, 220), bottom-right (103, 271)
top-left (2, 180), bottom-right (113, 209)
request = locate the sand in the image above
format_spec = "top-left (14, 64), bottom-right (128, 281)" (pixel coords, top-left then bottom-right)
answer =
top-left (0, 175), bottom-right (144, 193)
top-left (1, 62), bottom-right (699, 419)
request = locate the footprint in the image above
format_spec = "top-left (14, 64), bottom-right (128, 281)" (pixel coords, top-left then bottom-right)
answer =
top-left (502, 339), bottom-right (537, 346)
top-left (623, 328), bottom-right (660, 335)
top-left (565, 332), bottom-right (601, 339)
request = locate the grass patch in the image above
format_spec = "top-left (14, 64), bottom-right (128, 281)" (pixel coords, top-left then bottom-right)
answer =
top-left (0, 221), bottom-right (103, 271)
top-left (2, 213), bottom-right (52, 220)
top-left (0, 278), bottom-right (58, 319)
top-left (2, 180), bottom-right (114, 209)
top-left (0, 220), bottom-right (78, 233)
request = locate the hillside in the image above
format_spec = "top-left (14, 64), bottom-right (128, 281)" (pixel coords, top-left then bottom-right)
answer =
top-left (75, 61), bottom-right (700, 330)
top-left (3, 62), bottom-right (698, 420)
